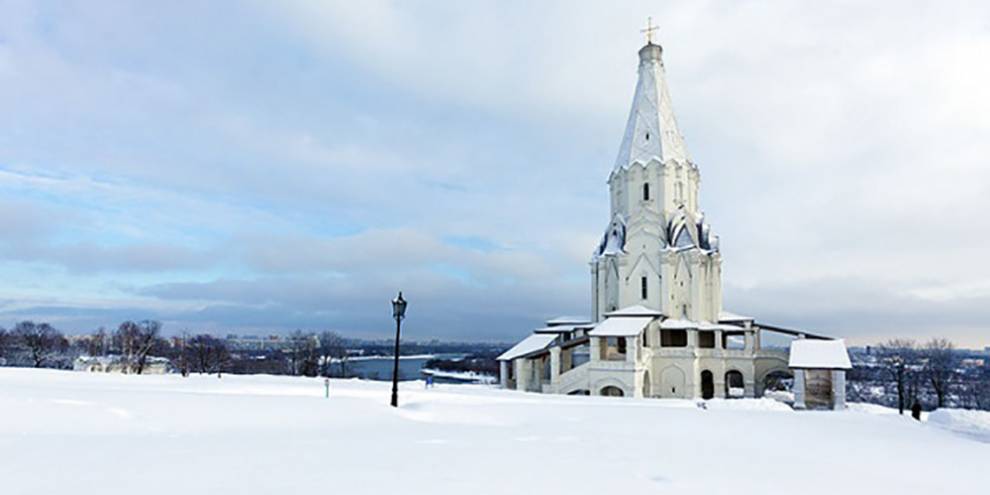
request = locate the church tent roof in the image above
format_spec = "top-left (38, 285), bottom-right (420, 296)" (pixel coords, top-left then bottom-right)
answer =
top-left (612, 43), bottom-right (690, 173)
top-left (497, 334), bottom-right (558, 361)
top-left (589, 316), bottom-right (653, 337)
top-left (789, 339), bottom-right (852, 369)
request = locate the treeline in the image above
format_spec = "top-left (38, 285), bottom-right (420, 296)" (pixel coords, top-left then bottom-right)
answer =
top-left (849, 338), bottom-right (990, 412)
top-left (0, 321), bottom-right (353, 378)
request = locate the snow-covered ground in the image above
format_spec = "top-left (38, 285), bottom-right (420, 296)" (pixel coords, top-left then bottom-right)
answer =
top-left (1, 368), bottom-right (986, 495)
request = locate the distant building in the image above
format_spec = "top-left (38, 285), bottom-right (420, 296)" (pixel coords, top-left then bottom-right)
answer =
top-left (74, 355), bottom-right (172, 374)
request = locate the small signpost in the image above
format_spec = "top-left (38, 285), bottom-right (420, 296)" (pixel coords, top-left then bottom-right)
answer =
top-left (324, 377), bottom-right (330, 399)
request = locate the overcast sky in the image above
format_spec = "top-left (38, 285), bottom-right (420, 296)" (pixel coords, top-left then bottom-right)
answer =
top-left (1, 1), bottom-right (988, 347)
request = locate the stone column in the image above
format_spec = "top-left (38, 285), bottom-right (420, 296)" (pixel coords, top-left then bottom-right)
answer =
top-left (832, 369), bottom-right (846, 410)
top-left (515, 359), bottom-right (529, 392)
top-left (626, 336), bottom-right (638, 363)
top-left (744, 332), bottom-right (753, 352)
top-left (687, 329), bottom-right (698, 348)
top-left (550, 347), bottom-right (561, 392)
top-left (590, 337), bottom-right (602, 362)
top-left (793, 369), bottom-right (806, 409)
top-left (714, 330), bottom-right (723, 351)
top-left (499, 361), bottom-right (509, 389)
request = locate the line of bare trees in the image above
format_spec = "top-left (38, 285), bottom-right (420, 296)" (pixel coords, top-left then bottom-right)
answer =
top-left (0, 320), bottom-right (232, 376)
top-left (870, 338), bottom-right (981, 413)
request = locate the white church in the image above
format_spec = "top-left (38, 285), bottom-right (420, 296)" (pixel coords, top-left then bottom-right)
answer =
top-left (498, 33), bottom-right (851, 409)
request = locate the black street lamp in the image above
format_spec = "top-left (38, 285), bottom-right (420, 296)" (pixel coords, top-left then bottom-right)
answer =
top-left (390, 291), bottom-right (407, 407)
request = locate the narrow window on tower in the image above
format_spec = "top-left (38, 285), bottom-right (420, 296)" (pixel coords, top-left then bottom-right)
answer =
top-left (641, 276), bottom-right (648, 300)
top-left (643, 182), bottom-right (650, 201)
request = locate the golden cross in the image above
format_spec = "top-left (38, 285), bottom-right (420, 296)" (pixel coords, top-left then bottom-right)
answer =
top-left (641, 16), bottom-right (659, 44)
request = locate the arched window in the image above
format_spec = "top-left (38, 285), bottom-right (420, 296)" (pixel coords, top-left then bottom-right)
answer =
top-left (640, 276), bottom-right (648, 299)
top-left (643, 182), bottom-right (650, 201)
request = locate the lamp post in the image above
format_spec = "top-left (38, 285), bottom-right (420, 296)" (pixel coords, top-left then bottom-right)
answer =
top-left (390, 291), bottom-right (407, 408)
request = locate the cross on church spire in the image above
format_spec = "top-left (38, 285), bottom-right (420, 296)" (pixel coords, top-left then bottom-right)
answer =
top-left (641, 17), bottom-right (659, 44)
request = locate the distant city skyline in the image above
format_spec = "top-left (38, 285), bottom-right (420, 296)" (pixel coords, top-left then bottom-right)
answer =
top-left (1, 1), bottom-right (988, 347)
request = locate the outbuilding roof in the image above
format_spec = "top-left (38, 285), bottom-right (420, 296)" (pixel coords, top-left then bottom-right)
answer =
top-left (789, 339), bottom-right (852, 369)
top-left (496, 334), bottom-right (558, 361)
top-left (588, 316), bottom-right (653, 337)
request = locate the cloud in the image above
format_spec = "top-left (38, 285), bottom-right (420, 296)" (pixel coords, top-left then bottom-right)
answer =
top-left (0, 1), bottom-right (987, 347)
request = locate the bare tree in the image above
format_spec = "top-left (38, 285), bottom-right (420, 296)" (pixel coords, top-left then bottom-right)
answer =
top-left (317, 331), bottom-right (347, 377)
top-left (84, 327), bottom-right (109, 357)
top-left (12, 321), bottom-right (68, 368)
top-left (287, 331), bottom-right (319, 376)
top-left (175, 332), bottom-right (190, 377)
top-left (922, 338), bottom-right (956, 409)
top-left (113, 320), bottom-right (163, 374)
top-left (187, 334), bottom-right (230, 375)
top-left (876, 339), bottom-right (917, 414)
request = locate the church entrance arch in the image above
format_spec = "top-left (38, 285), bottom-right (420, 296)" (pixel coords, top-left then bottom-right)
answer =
top-left (700, 370), bottom-right (714, 399)
top-left (600, 385), bottom-right (624, 397)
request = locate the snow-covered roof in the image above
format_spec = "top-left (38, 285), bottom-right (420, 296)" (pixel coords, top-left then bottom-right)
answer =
top-left (658, 319), bottom-right (745, 331)
top-left (789, 339), bottom-right (852, 369)
top-left (545, 316), bottom-right (592, 326)
top-left (698, 322), bottom-right (746, 331)
top-left (593, 214), bottom-right (627, 259)
top-left (589, 316), bottom-right (653, 337)
top-left (719, 310), bottom-right (754, 322)
top-left (612, 43), bottom-right (690, 173)
top-left (533, 325), bottom-right (590, 334)
top-left (497, 334), bottom-right (558, 361)
top-left (604, 305), bottom-right (664, 317)
top-left (660, 318), bottom-right (697, 330)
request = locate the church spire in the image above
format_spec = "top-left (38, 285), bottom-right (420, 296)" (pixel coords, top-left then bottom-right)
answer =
top-left (613, 27), bottom-right (690, 172)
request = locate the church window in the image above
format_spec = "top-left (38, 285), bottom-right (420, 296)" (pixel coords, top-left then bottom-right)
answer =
top-left (641, 276), bottom-right (648, 299)
top-left (643, 182), bottom-right (650, 201)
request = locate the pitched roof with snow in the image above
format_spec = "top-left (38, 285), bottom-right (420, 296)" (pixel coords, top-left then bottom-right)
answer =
top-left (588, 316), bottom-right (653, 337)
top-left (497, 334), bottom-right (558, 361)
top-left (613, 43), bottom-right (690, 172)
top-left (789, 339), bottom-right (852, 369)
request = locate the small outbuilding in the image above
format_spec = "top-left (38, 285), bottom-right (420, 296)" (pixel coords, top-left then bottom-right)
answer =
top-left (788, 339), bottom-right (852, 410)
